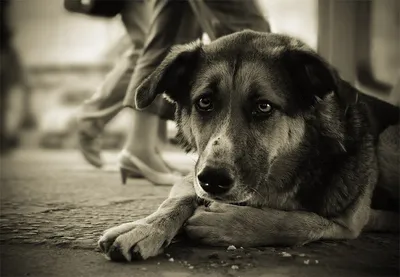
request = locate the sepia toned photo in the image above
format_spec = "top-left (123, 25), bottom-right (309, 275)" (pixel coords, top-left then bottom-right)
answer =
top-left (1, 0), bottom-right (399, 276)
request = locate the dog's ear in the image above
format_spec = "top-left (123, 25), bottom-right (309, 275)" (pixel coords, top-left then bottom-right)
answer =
top-left (283, 48), bottom-right (358, 108)
top-left (134, 41), bottom-right (203, 110)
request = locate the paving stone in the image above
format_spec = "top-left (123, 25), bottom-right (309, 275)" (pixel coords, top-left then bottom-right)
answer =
top-left (11, 235), bottom-right (31, 239)
top-left (25, 231), bottom-right (39, 235)
top-left (1, 150), bottom-right (398, 276)
top-left (19, 227), bottom-right (38, 231)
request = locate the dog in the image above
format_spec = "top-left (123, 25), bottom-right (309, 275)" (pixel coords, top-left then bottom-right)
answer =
top-left (98, 30), bottom-right (400, 262)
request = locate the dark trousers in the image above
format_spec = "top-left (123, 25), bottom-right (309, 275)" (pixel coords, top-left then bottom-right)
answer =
top-left (79, 0), bottom-right (270, 123)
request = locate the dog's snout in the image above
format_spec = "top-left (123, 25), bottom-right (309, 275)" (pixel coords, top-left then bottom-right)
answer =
top-left (197, 166), bottom-right (233, 195)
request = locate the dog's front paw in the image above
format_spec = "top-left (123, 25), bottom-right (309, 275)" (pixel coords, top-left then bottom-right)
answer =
top-left (98, 219), bottom-right (171, 262)
top-left (184, 203), bottom-right (252, 246)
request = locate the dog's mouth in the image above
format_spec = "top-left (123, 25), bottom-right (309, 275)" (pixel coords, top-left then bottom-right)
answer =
top-left (214, 196), bottom-right (249, 206)
top-left (230, 201), bottom-right (248, 206)
top-left (196, 196), bottom-right (249, 207)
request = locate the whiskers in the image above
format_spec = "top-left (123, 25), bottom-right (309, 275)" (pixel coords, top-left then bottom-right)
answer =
top-left (249, 186), bottom-right (267, 205)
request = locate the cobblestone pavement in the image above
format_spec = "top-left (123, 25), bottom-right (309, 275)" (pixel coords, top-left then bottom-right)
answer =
top-left (0, 150), bottom-right (399, 277)
top-left (0, 150), bottom-right (189, 250)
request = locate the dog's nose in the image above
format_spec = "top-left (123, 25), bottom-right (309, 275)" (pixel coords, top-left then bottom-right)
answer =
top-left (197, 166), bottom-right (233, 195)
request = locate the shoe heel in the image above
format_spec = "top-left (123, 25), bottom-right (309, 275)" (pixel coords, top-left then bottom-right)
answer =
top-left (120, 168), bottom-right (128, 185)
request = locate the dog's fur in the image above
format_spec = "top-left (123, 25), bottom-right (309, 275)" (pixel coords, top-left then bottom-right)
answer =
top-left (98, 31), bottom-right (399, 262)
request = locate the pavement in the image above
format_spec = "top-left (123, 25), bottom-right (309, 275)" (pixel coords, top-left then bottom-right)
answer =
top-left (0, 149), bottom-right (399, 277)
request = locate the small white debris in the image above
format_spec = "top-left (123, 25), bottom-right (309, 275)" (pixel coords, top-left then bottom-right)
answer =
top-left (303, 259), bottom-right (310, 265)
top-left (227, 245), bottom-right (237, 251)
top-left (231, 265), bottom-right (239, 270)
top-left (298, 253), bottom-right (306, 257)
top-left (140, 267), bottom-right (147, 271)
top-left (188, 266), bottom-right (194, 270)
top-left (240, 247), bottom-right (244, 249)
top-left (315, 260), bottom-right (319, 264)
top-left (281, 252), bottom-right (292, 257)
top-left (168, 258), bottom-right (174, 262)
top-left (157, 262), bottom-right (161, 265)
top-left (183, 261), bottom-right (188, 265)
top-left (166, 253), bottom-right (171, 257)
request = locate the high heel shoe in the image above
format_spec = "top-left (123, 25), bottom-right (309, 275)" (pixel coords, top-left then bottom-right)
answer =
top-left (118, 150), bottom-right (183, 186)
top-left (78, 130), bottom-right (103, 168)
top-left (76, 102), bottom-right (123, 169)
top-left (119, 167), bottom-right (144, 184)
top-left (156, 148), bottom-right (191, 175)
top-left (77, 118), bottom-right (104, 168)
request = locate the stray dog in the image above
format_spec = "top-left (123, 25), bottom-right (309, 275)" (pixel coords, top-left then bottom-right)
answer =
top-left (98, 30), bottom-right (399, 262)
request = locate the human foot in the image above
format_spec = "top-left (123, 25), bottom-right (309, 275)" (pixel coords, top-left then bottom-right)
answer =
top-left (77, 118), bottom-right (104, 168)
top-left (126, 147), bottom-right (172, 174)
top-left (155, 147), bottom-right (191, 175)
top-left (118, 150), bottom-right (182, 186)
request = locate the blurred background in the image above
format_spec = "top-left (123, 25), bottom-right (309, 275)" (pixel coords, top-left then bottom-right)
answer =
top-left (1, 0), bottom-right (399, 153)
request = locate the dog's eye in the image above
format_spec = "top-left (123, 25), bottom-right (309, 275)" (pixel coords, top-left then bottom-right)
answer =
top-left (196, 97), bottom-right (213, 112)
top-left (254, 101), bottom-right (273, 115)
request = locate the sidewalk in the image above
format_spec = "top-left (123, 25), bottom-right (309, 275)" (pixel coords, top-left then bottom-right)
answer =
top-left (0, 150), bottom-right (398, 277)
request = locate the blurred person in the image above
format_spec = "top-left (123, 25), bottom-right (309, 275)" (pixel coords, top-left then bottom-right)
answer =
top-left (77, 0), bottom-right (270, 185)
top-left (0, 0), bottom-right (36, 154)
top-left (75, 0), bottom-right (151, 168)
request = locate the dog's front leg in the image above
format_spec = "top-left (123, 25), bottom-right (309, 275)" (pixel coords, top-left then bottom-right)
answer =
top-left (185, 202), bottom-right (369, 247)
top-left (98, 175), bottom-right (197, 261)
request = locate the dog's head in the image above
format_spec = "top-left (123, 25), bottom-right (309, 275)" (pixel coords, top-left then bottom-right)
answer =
top-left (134, 30), bottom-right (358, 207)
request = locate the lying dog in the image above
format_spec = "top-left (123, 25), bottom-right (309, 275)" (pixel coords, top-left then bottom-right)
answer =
top-left (98, 30), bottom-right (399, 262)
